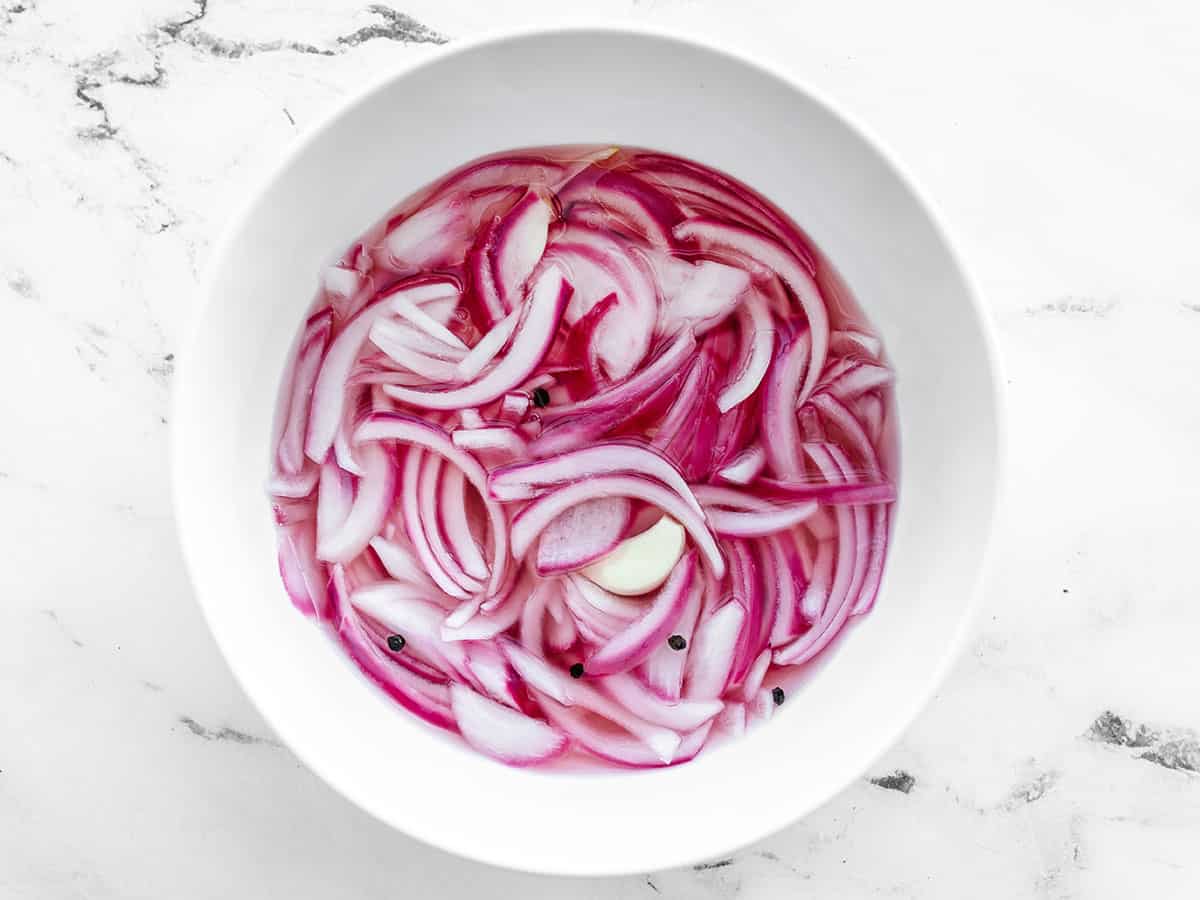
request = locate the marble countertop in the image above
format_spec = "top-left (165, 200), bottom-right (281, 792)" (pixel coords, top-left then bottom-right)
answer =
top-left (3, 1), bottom-right (1199, 896)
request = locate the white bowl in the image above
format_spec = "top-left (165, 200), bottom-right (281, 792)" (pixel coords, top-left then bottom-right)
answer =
top-left (173, 26), bottom-right (1003, 876)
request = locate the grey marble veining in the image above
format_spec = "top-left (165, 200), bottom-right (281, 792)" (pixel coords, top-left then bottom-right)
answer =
top-left (2, 1), bottom-right (1198, 897)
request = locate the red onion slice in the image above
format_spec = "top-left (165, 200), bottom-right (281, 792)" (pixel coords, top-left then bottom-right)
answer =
top-left (766, 534), bottom-right (805, 646)
top-left (316, 444), bottom-right (395, 563)
top-left (455, 309), bottom-right (518, 381)
top-left (438, 466), bottom-right (490, 582)
top-left (331, 571), bottom-right (456, 731)
top-left (383, 272), bottom-right (571, 410)
top-left (823, 361), bottom-right (894, 400)
top-left (450, 684), bottom-right (567, 767)
top-left (276, 521), bottom-right (327, 619)
top-left (489, 439), bottom-right (704, 516)
top-left (535, 496), bottom-right (632, 575)
top-left (674, 217), bottom-right (828, 404)
top-left (684, 600), bottom-right (745, 699)
top-left (599, 673), bottom-right (723, 731)
top-left (306, 277), bottom-right (460, 463)
top-left (585, 552), bottom-right (697, 676)
top-left (278, 310), bottom-right (333, 474)
top-left (451, 425), bottom-right (529, 460)
top-left (705, 502), bottom-right (818, 538)
top-left (642, 579), bottom-right (704, 700)
top-left (417, 453), bottom-right (483, 595)
top-left (717, 444), bottom-right (766, 485)
top-left (509, 475), bottom-right (724, 578)
top-left (349, 580), bottom-right (470, 678)
top-left (761, 331), bottom-right (811, 479)
top-left (369, 535), bottom-right (435, 590)
top-left (491, 189), bottom-right (555, 311)
top-left (717, 290), bottom-right (774, 412)
top-left (829, 329), bottom-right (882, 359)
top-left (356, 412), bottom-right (509, 596)
top-left (397, 449), bottom-right (470, 601)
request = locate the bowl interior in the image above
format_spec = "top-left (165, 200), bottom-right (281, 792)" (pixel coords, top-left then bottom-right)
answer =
top-left (173, 29), bottom-right (1000, 875)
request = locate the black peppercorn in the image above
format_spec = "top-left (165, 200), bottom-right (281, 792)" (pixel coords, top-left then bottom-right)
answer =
top-left (569, 662), bottom-right (585, 679)
top-left (771, 686), bottom-right (785, 706)
top-left (386, 634), bottom-right (406, 652)
top-left (531, 386), bottom-right (551, 408)
top-left (667, 634), bottom-right (687, 651)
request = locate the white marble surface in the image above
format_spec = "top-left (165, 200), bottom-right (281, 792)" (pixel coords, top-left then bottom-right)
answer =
top-left (2, 0), bottom-right (1199, 896)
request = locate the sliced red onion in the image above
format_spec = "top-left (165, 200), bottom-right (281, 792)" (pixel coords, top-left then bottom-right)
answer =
top-left (859, 392), bottom-right (886, 444)
top-left (545, 231), bottom-right (658, 379)
top-left (545, 608), bottom-right (577, 652)
top-left (272, 497), bottom-right (314, 527)
top-left (399, 449), bottom-right (471, 601)
top-left (535, 496), bottom-right (632, 575)
top-left (509, 475), bottom-right (724, 578)
top-left (440, 575), bottom-right (526, 642)
top-left (717, 444), bottom-right (766, 484)
top-left (545, 325), bottom-right (695, 424)
top-left (383, 272), bottom-right (571, 410)
top-left (829, 329), bottom-right (882, 359)
top-left (726, 541), bottom-right (764, 685)
top-left (537, 698), bottom-right (680, 768)
top-left (463, 643), bottom-right (523, 710)
top-left (498, 391), bottom-right (531, 423)
top-left (585, 552), bottom-right (696, 676)
top-left (317, 443), bottom-right (396, 563)
top-left (450, 684), bottom-right (567, 767)
top-left (276, 521), bottom-right (327, 619)
top-left (773, 446), bottom-right (858, 666)
top-left (322, 264), bottom-right (361, 301)
top-left (491, 189), bottom-right (555, 311)
top-left (654, 256), bottom-right (751, 336)
top-left (633, 152), bottom-right (819, 274)
top-left (306, 277), bottom-right (460, 463)
top-left (437, 466), bottom-right (490, 582)
top-left (716, 701), bottom-right (747, 737)
top-left (386, 285), bottom-right (469, 352)
top-left (349, 580), bottom-right (470, 676)
top-left (561, 168), bottom-right (682, 247)
top-left (823, 361), bottom-right (894, 400)
top-left (684, 600), bottom-right (746, 699)
top-left (273, 147), bottom-right (896, 770)
top-left (642, 579), bottom-right (704, 700)
top-left (331, 571), bottom-right (456, 731)
top-left (379, 186), bottom-right (521, 271)
top-left (332, 387), bottom-right (369, 477)
top-left (561, 581), bottom-right (627, 642)
top-left (266, 464), bottom-right (319, 499)
top-left (799, 537), bottom-right (835, 623)
top-left (316, 460), bottom-right (354, 548)
top-left (754, 478), bottom-right (896, 505)
top-left (451, 425), bottom-right (528, 460)
top-left (418, 453), bottom-right (483, 595)
top-left (705, 501), bottom-right (818, 538)
top-left (369, 320), bottom-right (464, 383)
top-left (278, 310), bottom-right (333, 474)
top-left (761, 331), bottom-right (810, 479)
top-left (488, 439), bottom-right (703, 516)
top-left (674, 217), bottom-right (828, 404)
top-left (600, 673), bottom-right (723, 731)
top-left (739, 649), bottom-right (772, 702)
top-left (766, 534), bottom-right (805, 646)
top-left (566, 575), bottom-right (644, 621)
top-left (467, 238), bottom-right (506, 327)
top-left (356, 412), bottom-right (509, 596)
top-left (455, 310), bottom-right (518, 381)
top-left (717, 291), bottom-right (773, 412)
